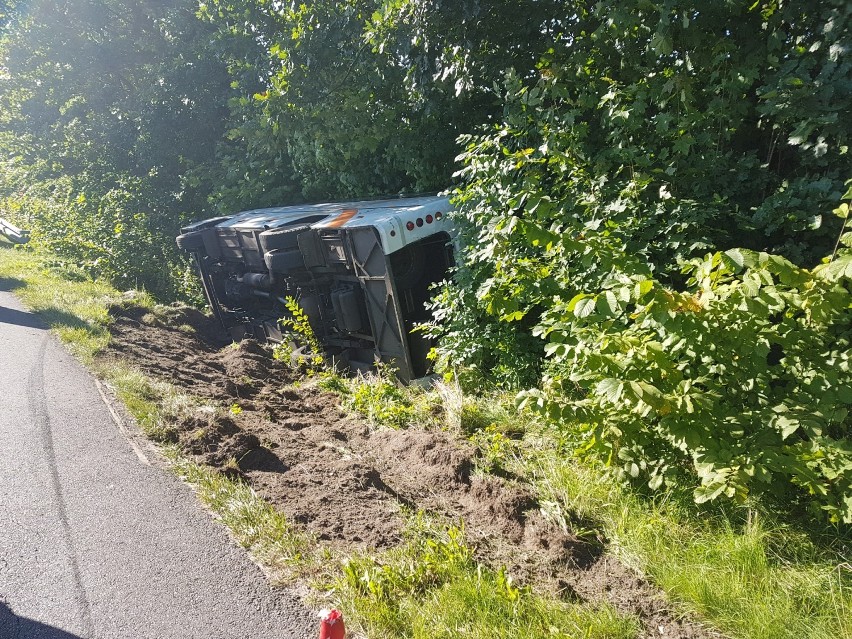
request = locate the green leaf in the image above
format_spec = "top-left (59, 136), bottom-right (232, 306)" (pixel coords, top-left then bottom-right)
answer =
top-left (574, 297), bottom-right (596, 318)
top-left (544, 342), bottom-right (568, 358)
top-left (636, 280), bottom-right (654, 297)
top-left (520, 219), bottom-right (558, 247)
top-left (597, 290), bottom-right (620, 315)
top-left (819, 254), bottom-right (852, 281)
top-left (501, 310), bottom-right (526, 322)
top-left (596, 378), bottom-right (624, 403)
top-left (566, 293), bottom-right (587, 312)
top-left (740, 274), bottom-right (761, 297)
top-left (775, 415), bottom-right (799, 440)
top-left (722, 248), bottom-right (746, 271)
top-left (694, 482), bottom-right (728, 504)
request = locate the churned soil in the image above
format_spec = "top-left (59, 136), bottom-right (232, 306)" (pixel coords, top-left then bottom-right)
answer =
top-left (100, 305), bottom-right (717, 639)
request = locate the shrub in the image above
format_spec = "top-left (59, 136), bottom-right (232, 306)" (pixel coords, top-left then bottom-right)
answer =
top-left (427, 5), bottom-right (852, 519)
top-left (519, 197), bottom-right (852, 521)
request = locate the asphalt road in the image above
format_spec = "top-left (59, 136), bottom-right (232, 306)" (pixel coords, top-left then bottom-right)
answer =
top-left (0, 286), bottom-right (315, 639)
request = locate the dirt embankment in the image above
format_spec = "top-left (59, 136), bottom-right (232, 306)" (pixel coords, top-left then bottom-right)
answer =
top-left (100, 305), bottom-right (716, 639)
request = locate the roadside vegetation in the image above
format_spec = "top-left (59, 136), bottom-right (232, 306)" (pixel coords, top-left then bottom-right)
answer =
top-left (2, 0), bottom-right (851, 637)
top-left (3, 243), bottom-right (851, 637)
top-left (321, 367), bottom-right (852, 639)
top-left (523, 445), bottom-right (851, 639)
top-left (0, 245), bottom-right (643, 637)
top-left (0, 243), bottom-right (153, 359)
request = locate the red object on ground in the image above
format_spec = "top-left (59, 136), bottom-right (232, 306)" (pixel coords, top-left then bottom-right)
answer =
top-left (318, 609), bottom-right (346, 639)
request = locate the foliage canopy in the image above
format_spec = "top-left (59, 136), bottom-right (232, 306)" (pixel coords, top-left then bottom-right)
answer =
top-left (425, 1), bottom-right (852, 520)
top-left (0, 0), bottom-right (849, 519)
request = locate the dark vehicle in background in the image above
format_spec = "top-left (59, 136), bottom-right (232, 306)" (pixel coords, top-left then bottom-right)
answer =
top-left (176, 196), bottom-right (454, 382)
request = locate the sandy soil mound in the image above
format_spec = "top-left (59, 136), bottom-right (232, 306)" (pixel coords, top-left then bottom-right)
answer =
top-left (100, 305), bottom-right (716, 639)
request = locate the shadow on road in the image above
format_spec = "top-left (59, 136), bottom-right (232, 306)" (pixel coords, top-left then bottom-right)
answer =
top-left (0, 601), bottom-right (86, 639)
top-left (0, 276), bottom-right (25, 292)
top-left (0, 290), bottom-right (97, 334)
top-left (0, 304), bottom-right (46, 330)
top-left (1, 273), bottom-right (100, 335)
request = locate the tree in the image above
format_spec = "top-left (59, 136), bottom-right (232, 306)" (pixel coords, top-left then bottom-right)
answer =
top-left (0, 0), bottom-right (233, 298)
top-left (200, 0), bottom-right (573, 204)
top-left (426, 0), bottom-right (852, 518)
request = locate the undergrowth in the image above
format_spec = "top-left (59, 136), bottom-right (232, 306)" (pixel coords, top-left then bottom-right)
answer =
top-left (330, 515), bottom-right (639, 639)
top-left (4, 244), bottom-right (850, 639)
top-left (273, 295), bottom-right (325, 372)
top-left (516, 431), bottom-right (852, 639)
top-left (330, 361), bottom-right (852, 639)
top-left (319, 366), bottom-right (439, 429)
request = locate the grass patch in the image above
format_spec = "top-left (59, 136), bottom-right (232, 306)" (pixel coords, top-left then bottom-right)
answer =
top-left (319, 368), bottom-right (440, 429)
top-left (0, 245), bottom-right (153, 361)
top-left (167, 453), bottom-right (324, 585)
top-left (97, 362), bottom-right (209, 442)
top-left (410, 573), bottom-right (634, 639)
top-left (519, 440), bottom-right (852, 639)
top-left (332, 515), bottom-right (639, 639)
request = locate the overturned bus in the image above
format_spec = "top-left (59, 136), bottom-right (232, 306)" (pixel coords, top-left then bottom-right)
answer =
top-left (176, 196), bottom-right (454, 382)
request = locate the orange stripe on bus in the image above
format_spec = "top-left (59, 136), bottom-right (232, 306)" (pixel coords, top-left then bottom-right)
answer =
top-left (326, 208), bottom-right (359, 228)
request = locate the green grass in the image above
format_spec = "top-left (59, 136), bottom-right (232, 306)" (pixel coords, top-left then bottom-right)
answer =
top-left (332, 515), bottom-right (639, 639)
top-left (106, 361), bottom-right (642, 638)
top-left (101, 362), bottom-right (215, 442)
top-left (409, 573), bottom-right (634, 639)
top-left (0, 244), bottom-right (153, 361)
top-left (519, 441), bottom-right (852, 639)
top-left (319, 368), bottom-right (441, 429)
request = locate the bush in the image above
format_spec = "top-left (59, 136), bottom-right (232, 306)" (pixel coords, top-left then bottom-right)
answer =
top-left (520, 236), bottom-right (852, 522)
top-left (0, 174), bottom-right (192, 301)
top-left (428, 2), bottom-right (852, 521)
